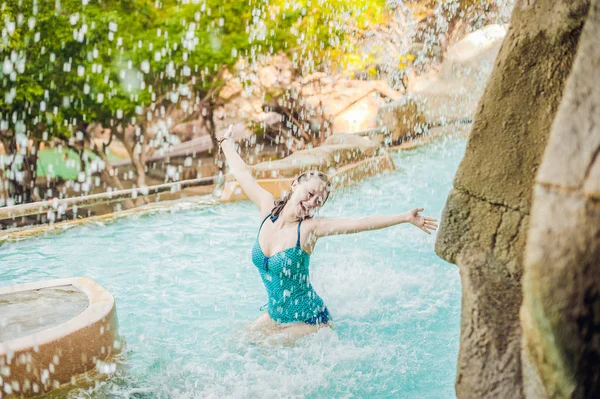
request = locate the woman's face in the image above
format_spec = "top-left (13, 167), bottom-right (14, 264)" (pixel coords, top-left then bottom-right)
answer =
top-left (289, 176), bottom-right (329, 219)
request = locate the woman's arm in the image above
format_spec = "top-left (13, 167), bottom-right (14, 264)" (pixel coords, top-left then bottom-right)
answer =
top-left (312, 208), bottom-right (438, 237)
top-left (218, 127), bottom-right (274, 212)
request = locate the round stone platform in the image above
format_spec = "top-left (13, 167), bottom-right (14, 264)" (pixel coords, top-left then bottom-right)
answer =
top-left (0, 277), bottom-right (120, 397)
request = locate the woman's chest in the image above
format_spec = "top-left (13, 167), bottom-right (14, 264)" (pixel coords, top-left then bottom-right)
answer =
top-left (252, 242), bottom-right (309, 276)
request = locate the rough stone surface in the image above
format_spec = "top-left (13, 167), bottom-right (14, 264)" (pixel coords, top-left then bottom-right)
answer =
top-left (249, 134), bottom-right (380, 179)
top-left (332, 91), bottom-right (386, 134)
top-left (522, 1), bottom-right (600, 397)
top-left (435, 0), bottom-right (590, 397)
top-left (323, 133), bottom-right (379, 156)
top-left (376, 97), bottom-right (427, 143)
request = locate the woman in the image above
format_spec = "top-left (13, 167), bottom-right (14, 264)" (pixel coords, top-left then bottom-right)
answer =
top-left (218, 128), bottom-right (438, 342)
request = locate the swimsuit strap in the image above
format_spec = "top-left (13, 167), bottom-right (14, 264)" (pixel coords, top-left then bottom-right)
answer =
top-left (257, 213), bottom-right (272, 237)
top-left (296, 219), bottom-right (302, 247)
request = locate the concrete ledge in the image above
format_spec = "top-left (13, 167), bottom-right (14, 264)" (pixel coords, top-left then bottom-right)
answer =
top-left (389, 122), bottom-right (471, 151)
top-left (0, 176), bottom-right (216, 222)
top-left (0, 277), bottom-right (120, 398)
top-left (0, 198), bottom-right (218, 243)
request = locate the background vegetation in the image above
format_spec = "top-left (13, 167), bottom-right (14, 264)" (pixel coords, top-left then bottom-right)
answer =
top-left (0, 0), bottom-right (504, 207)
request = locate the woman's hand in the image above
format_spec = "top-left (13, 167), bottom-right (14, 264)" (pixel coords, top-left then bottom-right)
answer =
top-left (408, 208), bottom-right (438, 235)
top-left (217, 124), bottom-right (234, 142)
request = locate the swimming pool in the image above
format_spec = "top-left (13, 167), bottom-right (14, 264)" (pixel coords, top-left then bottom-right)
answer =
top-left (1, 137), bottom-right (466, 398)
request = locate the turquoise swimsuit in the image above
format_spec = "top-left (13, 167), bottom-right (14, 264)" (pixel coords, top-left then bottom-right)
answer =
top-left (252, 213), bottom-right (330, 325)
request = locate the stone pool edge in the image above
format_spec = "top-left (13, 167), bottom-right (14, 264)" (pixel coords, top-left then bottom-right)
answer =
top-left (0, 277), bottom-right (120, 398)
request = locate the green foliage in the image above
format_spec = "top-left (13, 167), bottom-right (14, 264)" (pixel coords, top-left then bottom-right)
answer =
top-left (1, 0), bottom-right (132, 140)
top-left (1, 0), bottom-right (388, 143)
top-left (261, 0), bottom-right (388, 73)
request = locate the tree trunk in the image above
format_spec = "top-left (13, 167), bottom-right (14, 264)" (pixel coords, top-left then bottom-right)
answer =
top-left (113, 123), bottom-right (148, 188)
top-left (91, 127), bottom-right (135, 209)
top-left (0, 131), bottom-right (15, 206)
top-left (1, 134), bottom-right (41, 205)
top-left (133, 125), bottom-right (148, 189)
top-left (203, 101), bottom-right (227, 177)
top-left (24, 140), bottom-right (41, 203)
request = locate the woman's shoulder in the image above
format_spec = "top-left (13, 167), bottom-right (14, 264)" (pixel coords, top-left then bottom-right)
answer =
top-left (258, 211), bottom-right (272, 225)
top-left (301, 216), bottom-right (323, 230)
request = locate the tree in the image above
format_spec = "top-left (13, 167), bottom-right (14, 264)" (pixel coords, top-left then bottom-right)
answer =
top-left (1, 0), bottom-right (389, 207)
top-left (80, 0), bottom-right (390, 192)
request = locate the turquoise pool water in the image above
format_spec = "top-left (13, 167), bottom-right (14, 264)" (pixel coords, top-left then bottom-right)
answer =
top-left (1, 137), bottom-right (466, 398)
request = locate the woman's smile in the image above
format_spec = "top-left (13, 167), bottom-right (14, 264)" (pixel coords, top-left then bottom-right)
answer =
top-left (300, 202), bottom-right (308, 214)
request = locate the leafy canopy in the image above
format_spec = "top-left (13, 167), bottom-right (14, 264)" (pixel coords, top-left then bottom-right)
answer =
top-left (0, 0), bottom-right (387, 143)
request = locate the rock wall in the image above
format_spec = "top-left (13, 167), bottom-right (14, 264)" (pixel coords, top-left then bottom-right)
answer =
top-left (521, 0), bottom-right (600, 397)
top-left (249, 134), bottom-right (380, 179)
top-left (435, 0), bottom-right (590, 397)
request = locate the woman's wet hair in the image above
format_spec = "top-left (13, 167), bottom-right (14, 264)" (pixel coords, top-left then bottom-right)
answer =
top-left (270, 170), bottom-right (331, 222)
